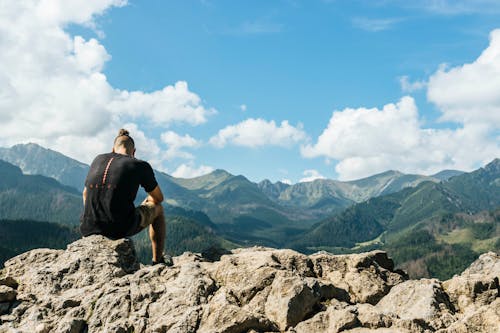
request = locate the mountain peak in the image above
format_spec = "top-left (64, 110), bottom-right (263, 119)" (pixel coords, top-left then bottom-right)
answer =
top-left (210, 169), bottom-right (233, 177)
top-left (484, 158), bottom-right (500, 172)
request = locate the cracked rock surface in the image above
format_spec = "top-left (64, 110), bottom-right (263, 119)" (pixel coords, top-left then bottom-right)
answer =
top-left (0, 235), bottom-right (498, 333)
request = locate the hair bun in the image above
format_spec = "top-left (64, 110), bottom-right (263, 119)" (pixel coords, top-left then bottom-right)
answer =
top-left (118, 128), bottom-right (130, 137)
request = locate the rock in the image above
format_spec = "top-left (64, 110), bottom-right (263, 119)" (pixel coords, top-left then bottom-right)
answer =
top-left (442, 252), bottom-right (500, 313)
top-left (0, 286), bottom-right (16, 302)
top-left (436, 298), bottom-right (500, 333)
top-left (291, 300), bottom-right (359, 333)
top-left (264, 275), bottom-right (320, 330)
top-left (375, 278), bottom-right (455, 330)
top-left (356, 303), bottom-right (395, 329)
top-left (0, 236), bottom-right (498, 332)
top-left (310, 250), bottom-right (407, 304)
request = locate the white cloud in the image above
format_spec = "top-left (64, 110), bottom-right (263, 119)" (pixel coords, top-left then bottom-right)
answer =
top-left (280, 178), bottom-right (292, 185)
top-left (240, 104), bottom-right (247, 112)
top-left (427, 29), bottom-right (500, 126)
top-left (0, 0), bottom-right (214, 165)
top-left (302, 97), bottom-right (420, 160)
top-left (399, 76), bottom-right (427, 93)
top-left (108, 81), bottom-right (216, 127)
top-left (160, 131), bottom-right (200, 160)
top-left (299, 170), bottom-right (326, 183)
top-left (352, 17), bottom-right (403, 32)
top-left (171, 163), bottom-right (215, 178)
top-left (210, 118), bottom-right (307, 148)
top-left (302, 96), bottom-right (499, 180)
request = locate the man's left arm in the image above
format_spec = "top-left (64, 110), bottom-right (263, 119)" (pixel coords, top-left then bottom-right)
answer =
top-left (146, 185), bottom-right (164, 204)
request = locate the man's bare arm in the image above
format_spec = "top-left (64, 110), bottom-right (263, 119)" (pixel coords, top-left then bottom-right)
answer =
top-left (146, 185), bottom-right (164, 204)
top-left (82, 186), bottom-right (87, 206)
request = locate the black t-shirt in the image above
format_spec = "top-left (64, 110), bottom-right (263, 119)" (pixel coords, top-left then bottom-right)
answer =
top-left (80, 152), bottom-right (158, 238)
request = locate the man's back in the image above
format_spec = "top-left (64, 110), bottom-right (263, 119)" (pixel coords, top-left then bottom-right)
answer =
top-left (80, 152), bottom-right (157, 238)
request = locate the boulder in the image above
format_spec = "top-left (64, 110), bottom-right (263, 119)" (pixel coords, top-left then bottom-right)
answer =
top-left (310, 250), bottom-right (407, 304)
top-left (375, 278), bottom-right (455, 330)
top-left (290, 299), bottom-right (359, 333)
top-left (442, 251), bottom-right (499, 313)
top-left (436, 298), bottom-right (500, 333)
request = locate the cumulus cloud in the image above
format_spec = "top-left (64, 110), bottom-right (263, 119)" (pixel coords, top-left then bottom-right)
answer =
top-left (171, 163), bottom-right (215, 178)
top-left (299, 170), bottom-right (326, 183)
top-left (0, 0), bottom-right (214, 165)
top-left (302, 96), bottom-right (499, 180)
top-left (427, 29), bottom-right (500, 125)
top-left (160, 131), bottom-right (200, 160)
top-left (281, 179), bottom-right (292, 185)
top-left (240, 104), bottom-right (247, 112)
top-left (210, 118), bottom-right (306, 148)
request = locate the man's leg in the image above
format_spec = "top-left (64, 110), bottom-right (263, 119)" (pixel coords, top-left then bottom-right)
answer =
top-left (149, 204), bottom-right (166, 263)
top-left (138, 198), bottom-right (167, 263)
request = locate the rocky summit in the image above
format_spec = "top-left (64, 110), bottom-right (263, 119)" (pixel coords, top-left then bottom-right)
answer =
top-left (0, 236), bottom-right (498, 333)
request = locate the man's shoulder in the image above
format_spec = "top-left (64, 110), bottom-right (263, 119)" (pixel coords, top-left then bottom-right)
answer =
top-left (120, 156), bottom-right (153, 171)
top-left (90, 153), bottom-right (113, 165)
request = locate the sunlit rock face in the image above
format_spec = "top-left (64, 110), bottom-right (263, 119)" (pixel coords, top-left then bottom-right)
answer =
top-left (0, 235), bottom-right (498, 333)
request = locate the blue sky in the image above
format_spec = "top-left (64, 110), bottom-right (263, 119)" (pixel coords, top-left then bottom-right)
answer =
top-left (1, 0), bottom-right (499, 183)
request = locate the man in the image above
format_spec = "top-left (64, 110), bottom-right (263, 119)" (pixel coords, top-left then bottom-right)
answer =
top-left (80, 129), bottom-right (169, 265)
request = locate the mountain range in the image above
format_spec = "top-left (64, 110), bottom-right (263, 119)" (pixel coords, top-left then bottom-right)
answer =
top-left (0, 143), bottom-right (464, 240)
top-left (0, 143), bottom-right (497, 279)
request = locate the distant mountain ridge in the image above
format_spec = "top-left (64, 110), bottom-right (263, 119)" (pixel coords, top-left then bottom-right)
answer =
top-left (0, 143), bottom-right (88, 191)
top-left (0, 143), bottom-right (471, 246)
top-left (290, 158), bottom-right (500, 278)
top-left (0, 160), bottom-right (82, 224)
top-left (258, 169), bottom-right (446, 215)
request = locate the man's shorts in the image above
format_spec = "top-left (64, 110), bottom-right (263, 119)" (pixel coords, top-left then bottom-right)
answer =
top-left (125, 201), bottom-right (157, 237)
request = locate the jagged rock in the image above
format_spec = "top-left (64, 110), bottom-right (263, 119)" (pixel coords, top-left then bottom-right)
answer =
top-left (0, 235), bottom-right (498, 332)
top-left (375, 279), bottom-right (455, 330)
top-left (356, 303), bottom-right (395, 329)
top-left (287, 298), bottom-right (358, 333)
top-left (264, 275), bottom-right (320, 330)
top-left (442, 251), bottom-right (499, 313)
top-left (310, 250), bottom-right (407, 304)
top-left (436, 298), bottom-right (500, 333)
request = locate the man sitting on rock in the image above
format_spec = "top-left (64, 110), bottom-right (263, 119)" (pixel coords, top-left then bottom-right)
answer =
top-left (80, 129), bottom-right (170, 265)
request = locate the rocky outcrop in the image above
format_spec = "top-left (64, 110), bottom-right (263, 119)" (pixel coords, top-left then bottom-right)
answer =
top-left (0, 236), bottom-right (498, 333)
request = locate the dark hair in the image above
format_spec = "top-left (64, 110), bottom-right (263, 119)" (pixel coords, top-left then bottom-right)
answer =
top-left (114, 128), bottom-right (135, 154)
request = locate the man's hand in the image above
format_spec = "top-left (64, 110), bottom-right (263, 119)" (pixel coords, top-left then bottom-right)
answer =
top-left (146, 185), bottom-right (164, 205)
top-left (82, 186), bottom-right (87, 206)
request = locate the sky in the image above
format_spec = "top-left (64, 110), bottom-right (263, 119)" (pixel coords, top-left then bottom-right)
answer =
top-left (0, 0), bottom-right (499, 183)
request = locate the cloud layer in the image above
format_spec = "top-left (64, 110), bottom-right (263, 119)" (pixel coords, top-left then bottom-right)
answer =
top-left (0, 0), bottom-right (214, 167)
